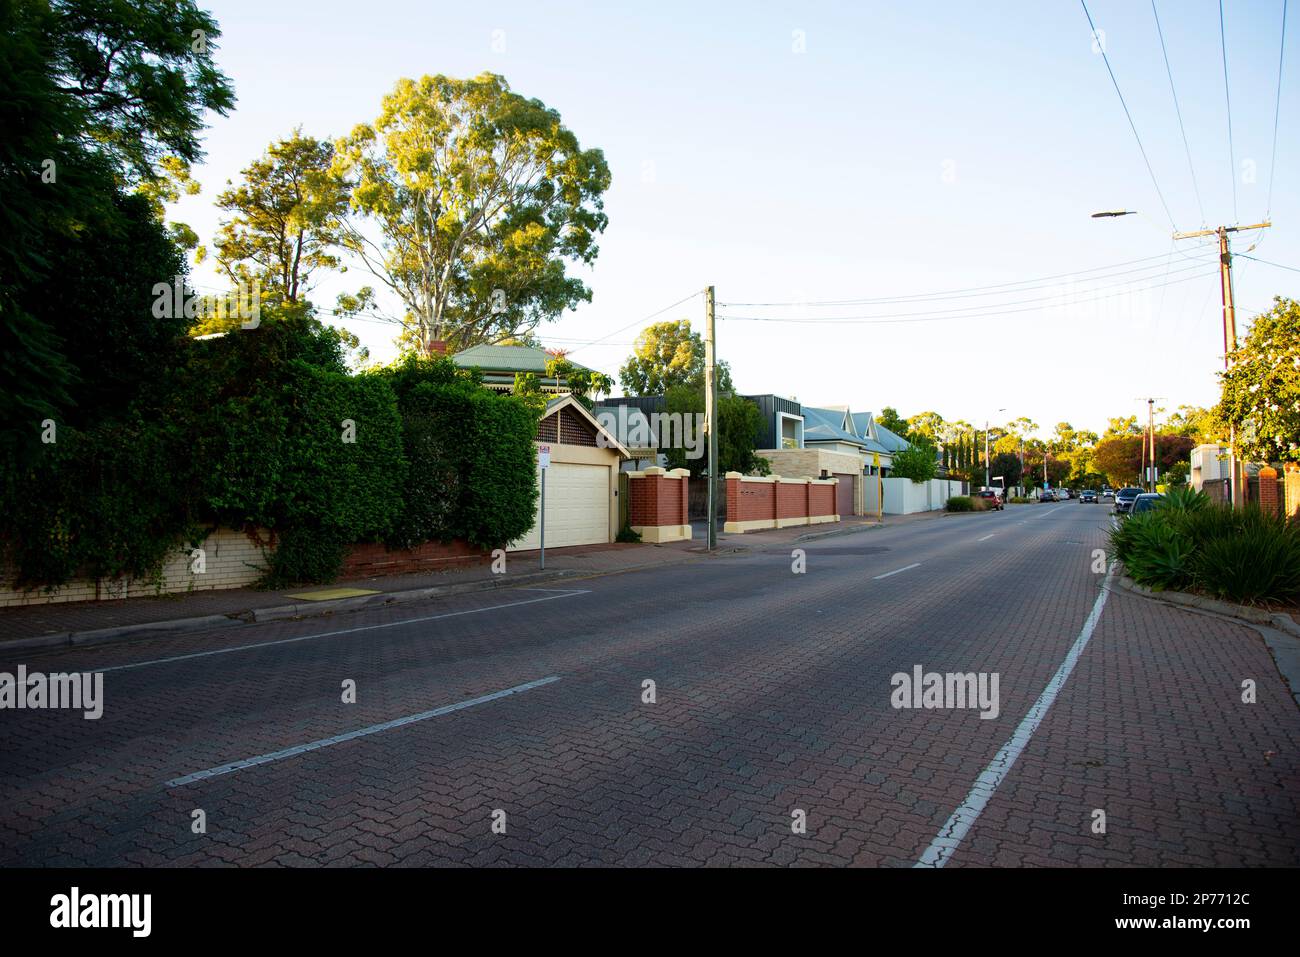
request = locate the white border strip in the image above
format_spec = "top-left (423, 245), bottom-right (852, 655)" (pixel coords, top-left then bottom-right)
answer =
top-left (873, 563), bottom-right (921, 580)
top-left (914, 563), bottom-right (1115, 867)
top-left (165, 675), bottom-right (561, 788)
top-left (98, 590), bottom-right (590, 674)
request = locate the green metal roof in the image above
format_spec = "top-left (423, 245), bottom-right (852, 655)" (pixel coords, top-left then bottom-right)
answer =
top-left (451, 344), bottom-right (595, 376)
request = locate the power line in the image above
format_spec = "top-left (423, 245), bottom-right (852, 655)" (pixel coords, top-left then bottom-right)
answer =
top-left (1079, 0), bottom-right (1179, 231)
top-left (563, 289), bottom-right (702, 356)
top-left (720, 245), bottom-right (1215, 308)
top-left (1152, 0), bottom-right (1206, 225)
top-left (1267, 0), bottom-right (1289, 216)
top-left (1238, 253), bottom-right (1300, 274)
top-left (721, 258), bottom-right (1214, 320)
top-left (1220, 0), bottom-right (1239, 222)
top-left (718, 268), bottom-right (1218, 325)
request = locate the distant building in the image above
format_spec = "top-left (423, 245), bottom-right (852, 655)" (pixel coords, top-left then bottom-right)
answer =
top-left (1190, 443), bottom-right (1229, 491)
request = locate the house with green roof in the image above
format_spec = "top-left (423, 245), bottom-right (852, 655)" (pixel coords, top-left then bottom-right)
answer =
top-left (450, 344), bottom-right (599, 395)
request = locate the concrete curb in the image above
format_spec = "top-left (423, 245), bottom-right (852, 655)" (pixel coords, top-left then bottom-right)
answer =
top-left (791, 522), bottom-right (883, 544)
top-left (1111, 575), bottom-right (1300, 639)
top-left (0, 569), bottom-right (575, 654)
top-left (247, 569), bottom-right (573, 622)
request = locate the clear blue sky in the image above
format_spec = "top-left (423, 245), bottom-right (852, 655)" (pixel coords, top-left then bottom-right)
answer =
top-left (176, 0), bottom-right (1297, 437)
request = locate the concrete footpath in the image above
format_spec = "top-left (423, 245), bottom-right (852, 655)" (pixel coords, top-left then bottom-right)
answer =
top-left (0, 509), bottom-right (958, 651)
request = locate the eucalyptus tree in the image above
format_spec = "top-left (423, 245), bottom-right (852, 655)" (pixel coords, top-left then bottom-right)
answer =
top-left (334, 73), bottom-right (611, 353)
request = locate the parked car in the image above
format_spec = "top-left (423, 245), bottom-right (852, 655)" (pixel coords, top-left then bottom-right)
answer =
top-left (1130, 492), bottom-right (1164, 515)
top-left (975, 489), bottom-right (1004, 510)
top-left (1080, 490), bottom-right (1097, 503)
top-left (1038, 488), bottom-right (1055, 502)
top-left (1058, 488), bottom-right (1072, 500)
top-left (1113, 486), bottom-right (1144, 516)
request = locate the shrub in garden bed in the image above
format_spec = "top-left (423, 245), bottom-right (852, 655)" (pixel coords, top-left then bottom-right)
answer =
top-left (947, 496), bottom-right (977, 512)
top-left (1108, 489), bottom-right (1300, 605)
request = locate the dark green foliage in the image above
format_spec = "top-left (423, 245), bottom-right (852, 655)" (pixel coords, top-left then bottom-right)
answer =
top-left (946, 496), bottom-right (975, 512)
top-left (262, 525), bottom-right (347, 589)
top-left (176, 318), bottom-right (405, 586)
top-left (1109, 501), bottom-right (1300, 604)
top-left (19, 189), bottom-right (189, 424)
top-left (615, 524), bottom-right (642, 543)
top-left (380, 357), bottom-right (540, 551)
top-left (2, 415), bottom-right (194, 588)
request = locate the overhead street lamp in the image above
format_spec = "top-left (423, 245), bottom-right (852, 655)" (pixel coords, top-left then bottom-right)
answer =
top-left (985, 408), bottom-right (1005, 490)
top-left (1090, 210), bottom-right (1137, 218)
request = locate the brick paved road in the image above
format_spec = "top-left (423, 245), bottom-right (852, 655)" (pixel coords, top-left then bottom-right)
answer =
top-left (1, 503), bottom-right (1296, 866)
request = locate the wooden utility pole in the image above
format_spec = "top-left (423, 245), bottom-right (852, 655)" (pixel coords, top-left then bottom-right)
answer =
top-left (1173, 221), bottom-right (1270, 507)
top-left (1147, 398), bottom-right (1156, 491)
top-left (704, 285), bottom-right (718, 550)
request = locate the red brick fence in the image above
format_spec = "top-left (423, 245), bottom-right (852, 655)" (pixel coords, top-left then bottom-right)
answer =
top-left (723, 472), bottom-right (839, 533)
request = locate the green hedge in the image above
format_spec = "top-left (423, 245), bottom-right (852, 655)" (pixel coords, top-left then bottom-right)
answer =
top-left (381, 355), bottom-right (540, 552)
top-left (946, 495), bottom-right (976, 512)
top-left (2, 319), bottom-right (542, 589)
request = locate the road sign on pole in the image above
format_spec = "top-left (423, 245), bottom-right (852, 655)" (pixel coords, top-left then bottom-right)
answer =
top-left (538, 445), bottom-right (550, 569)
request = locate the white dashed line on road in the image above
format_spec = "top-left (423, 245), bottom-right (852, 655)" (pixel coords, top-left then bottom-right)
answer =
top-left (164, 675), bottom-right (562, 788)
top-left (914, 562), bottom-right (1117, 868)
top-left (977, 534), bottom-right (995, 542)
top-left (873, 563), bottom-right (922, 580)
top-left (97, 590), bottom-right (591, 674)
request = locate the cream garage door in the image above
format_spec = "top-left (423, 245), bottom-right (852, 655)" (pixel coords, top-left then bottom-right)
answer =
top-left (510, 462), bottom-right (610, 551)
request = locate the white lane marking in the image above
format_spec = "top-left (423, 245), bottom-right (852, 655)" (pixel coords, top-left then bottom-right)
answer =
top-left (1023, 505), bottom-right (1062, 521)
top-left (165, 675), bottom-right (561, 788)
top-left (98, 591), bottom-right (590, 674)
top-left (977, 534), bottom-right (995, 542)
top-left (915, 562), bottom-right (1116, 868)
top-left (873, 562), bottom-right (921, 580)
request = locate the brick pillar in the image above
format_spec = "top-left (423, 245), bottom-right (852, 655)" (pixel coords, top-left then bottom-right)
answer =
top-left (1285, 463), bottom-right (1300, 521)
top-left (1258, 466), bottom-right (1279, 518)
top-left (726, 472), bottom-right (742, 526)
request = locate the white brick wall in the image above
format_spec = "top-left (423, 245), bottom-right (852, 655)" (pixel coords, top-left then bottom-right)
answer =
top-left (0, 527), bottom-right (269, 608)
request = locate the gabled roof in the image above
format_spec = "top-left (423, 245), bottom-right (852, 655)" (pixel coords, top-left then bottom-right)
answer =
top-left (541, 395), bottom-right (630, 458)
top-left (874, 422), bottom-right (912, 452)
top-left (802, 406), bottom-right (866, 447)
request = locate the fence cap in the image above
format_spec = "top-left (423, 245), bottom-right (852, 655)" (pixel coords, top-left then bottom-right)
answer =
top-left (1259, 465), bottom-right (1278, 479)
top-left (642, 466), bottom-right (666, 475)
top-left (667, 468), bottom-right (691, 478)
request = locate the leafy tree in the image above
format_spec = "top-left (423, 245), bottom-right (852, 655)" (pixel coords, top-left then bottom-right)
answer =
top-left (619, 319), bottom-right (733, 395)
top-left (46, 0), bottom-right (235, 182)
top-left (544, 353), bottom-right (613, 409)
top-left (905, 411), bottom-right (946, 443)
top-left (1164, 404), bottom-right (1224, 444)
top-left (662, 386), bottom-right (766, 477)
top-left (988, 451), bottom-right (1023, 491)
top-left (0, 0), bottom-right (233, 458)
top-left (891, 444), bottom-right (937, 483)
top-left (1093, 433), bottom-right (1195, 487)
top-left (334, 73), bottom-right (611, 353)
top-left (876, 407), bottom-right (908, 435)
top-left (213, 130), bottom-right (349, 305)
top-left (1219, 297), bottom-right (1300, 463)
top-left (1103, 415), bottom-right (1142, 438)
